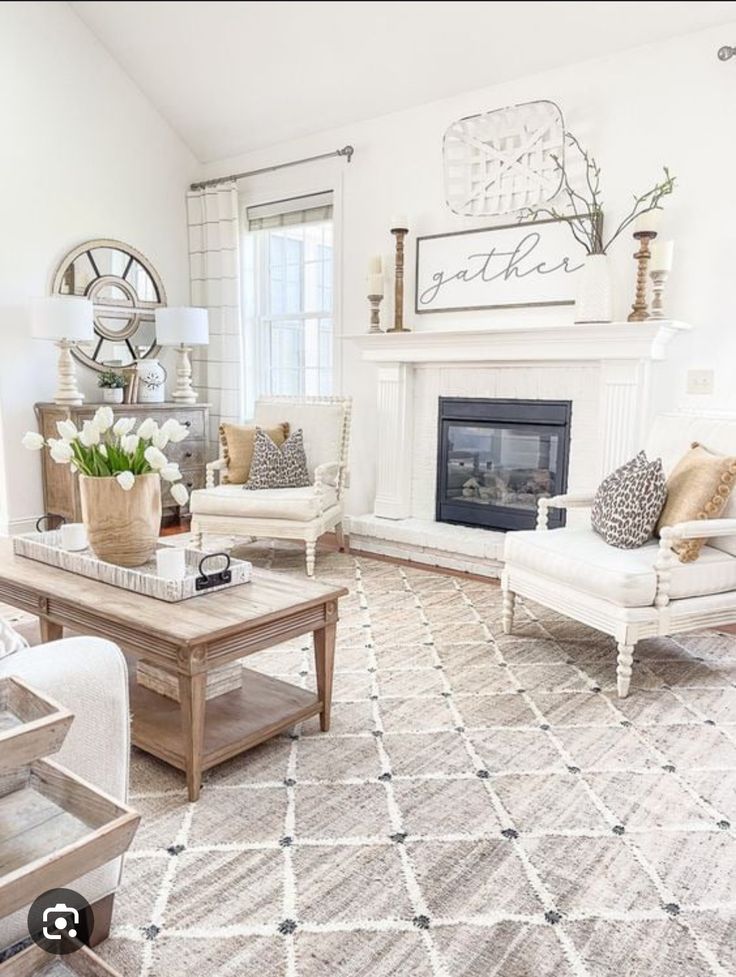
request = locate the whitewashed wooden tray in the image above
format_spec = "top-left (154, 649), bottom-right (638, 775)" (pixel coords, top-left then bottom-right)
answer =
top-left (12, 532), bottom-right (251, 603)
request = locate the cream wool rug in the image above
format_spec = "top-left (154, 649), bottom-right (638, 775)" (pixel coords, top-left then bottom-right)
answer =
top-left (90, 543), bottom-right (736, 977)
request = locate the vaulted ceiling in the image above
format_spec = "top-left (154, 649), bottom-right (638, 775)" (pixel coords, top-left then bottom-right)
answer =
top-left (71, 0), bottom-right (736, 162)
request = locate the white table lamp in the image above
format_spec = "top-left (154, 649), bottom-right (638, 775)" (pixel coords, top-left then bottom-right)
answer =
top-left (155, 307), bottom-right (209, 404)
top-left (31, 296), bottom-right (94, 406)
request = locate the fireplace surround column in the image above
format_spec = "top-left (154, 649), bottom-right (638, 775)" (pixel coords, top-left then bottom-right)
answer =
top-left (375, 362), bottom-right (414, 519)
top-left (598, 360), bottom-right (649, 476)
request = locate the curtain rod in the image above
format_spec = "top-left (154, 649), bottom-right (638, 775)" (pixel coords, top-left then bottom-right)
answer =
top-left (190, 144), bottom-right (354, 191)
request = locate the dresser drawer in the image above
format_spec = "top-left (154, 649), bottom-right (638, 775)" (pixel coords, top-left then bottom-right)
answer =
top-left (169, 409), bottom-right (207, 440)
top-left (166, 440), bottom-right (208, 469)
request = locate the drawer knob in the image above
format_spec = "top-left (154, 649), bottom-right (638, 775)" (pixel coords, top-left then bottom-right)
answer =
top-left (183, 420), bottom-right (192, 428)
top-left (185, 451), bottom-right (192, 458)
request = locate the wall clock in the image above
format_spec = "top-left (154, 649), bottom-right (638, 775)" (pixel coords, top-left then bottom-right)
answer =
top-left (443, 100), bottom-right (565, 217)
top-left (52, 239), bottom-right (166, 372)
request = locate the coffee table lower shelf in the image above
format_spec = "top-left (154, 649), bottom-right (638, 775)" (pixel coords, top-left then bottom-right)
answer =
top-left (129, 665), bottom-right (321, 774)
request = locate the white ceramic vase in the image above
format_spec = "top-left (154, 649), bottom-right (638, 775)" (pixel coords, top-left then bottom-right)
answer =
top-left (574, 253), bottom-right (613, 324)
top-left (101, 387), bottom-right (124, 404)
top-left (137, 359), bottom-right (166, 404)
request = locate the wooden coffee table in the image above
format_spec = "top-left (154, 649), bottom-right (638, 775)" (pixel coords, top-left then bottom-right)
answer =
top-left (0, 540), bottom-right (347, 800)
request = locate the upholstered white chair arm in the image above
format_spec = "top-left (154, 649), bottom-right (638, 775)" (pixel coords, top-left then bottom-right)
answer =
top-left (654, 518), bottom-right (736, 610)
top-left (536, 493), bottom-right (595, 529)
top-left (314, 461), bottom-right (342, 488)
top-left (206, 457), bottom-right (228, 488)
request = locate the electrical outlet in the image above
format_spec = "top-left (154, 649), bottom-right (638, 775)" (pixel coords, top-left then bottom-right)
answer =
top-left (687, 369), bottom-right (715, 395)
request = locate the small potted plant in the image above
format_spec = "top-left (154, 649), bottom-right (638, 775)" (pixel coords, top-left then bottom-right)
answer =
top-left (98, 369), bottom-right (126, 404)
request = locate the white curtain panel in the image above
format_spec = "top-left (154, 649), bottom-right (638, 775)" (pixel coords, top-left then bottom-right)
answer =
top-left (186, 183), bottom-right (244, 445)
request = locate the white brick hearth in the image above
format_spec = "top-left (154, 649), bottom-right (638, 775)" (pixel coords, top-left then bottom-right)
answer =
top-left (347, 320), bottom-right (691, 576)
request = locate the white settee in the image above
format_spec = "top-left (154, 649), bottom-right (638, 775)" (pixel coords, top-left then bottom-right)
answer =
top-left (502, 412), bottom-right (736, 698)
top-left (0, 634), bottom-right (130, 951)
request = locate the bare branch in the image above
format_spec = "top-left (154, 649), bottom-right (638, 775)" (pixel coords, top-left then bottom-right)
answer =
top-left (522, 131), bottom-right (675, 257)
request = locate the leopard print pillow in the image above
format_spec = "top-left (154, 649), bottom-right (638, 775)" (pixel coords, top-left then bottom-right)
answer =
top-left (591, 451), bottom-right (667, 549)
top-left (244, 427), bottom-right (311, 490)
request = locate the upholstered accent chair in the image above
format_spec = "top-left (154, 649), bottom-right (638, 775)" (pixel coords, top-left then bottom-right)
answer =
top-left (502, 413), bottom-right (736, 698)
top-left (190, 396), bottom-right (351, 576)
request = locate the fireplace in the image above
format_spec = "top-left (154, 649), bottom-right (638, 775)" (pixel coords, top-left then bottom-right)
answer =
top-left (436, 397), bottom-right (572, 532)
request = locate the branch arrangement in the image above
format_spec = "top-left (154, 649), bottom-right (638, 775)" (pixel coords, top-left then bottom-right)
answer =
top-left (519, 133), bottom-right (675, 255)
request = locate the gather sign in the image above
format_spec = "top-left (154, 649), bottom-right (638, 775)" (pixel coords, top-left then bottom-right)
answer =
top-left (415, 216), bottom-right (591, 314)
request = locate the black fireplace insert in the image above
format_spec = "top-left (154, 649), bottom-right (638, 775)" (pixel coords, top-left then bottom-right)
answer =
top-left (436, 397), bottom-right (572, 532)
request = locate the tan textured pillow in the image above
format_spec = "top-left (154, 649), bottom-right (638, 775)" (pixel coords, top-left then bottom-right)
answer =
top-left (219, 422), bottom-right (289, 484)
top-left (656, 442), bottom-right (736, 562)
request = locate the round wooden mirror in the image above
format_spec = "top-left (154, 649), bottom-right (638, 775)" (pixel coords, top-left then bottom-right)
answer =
top-left (52, 239), bottom-right (167, 372)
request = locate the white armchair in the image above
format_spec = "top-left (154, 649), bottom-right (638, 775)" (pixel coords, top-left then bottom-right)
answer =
top-left (190, 395), bottom-right (351, 576)
top-left (502, 412), bottom-right (736, 698)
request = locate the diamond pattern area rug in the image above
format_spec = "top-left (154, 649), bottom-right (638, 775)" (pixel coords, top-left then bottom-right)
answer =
top-left (95, 543), bottom-right (736, 977)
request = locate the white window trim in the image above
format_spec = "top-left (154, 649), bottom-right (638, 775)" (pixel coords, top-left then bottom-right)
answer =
top-left (237, 165), bottom-right (344, 419)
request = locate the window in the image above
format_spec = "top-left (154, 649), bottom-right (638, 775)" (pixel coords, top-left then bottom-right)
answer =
top-left (242, 191), bottom-right (333, 413)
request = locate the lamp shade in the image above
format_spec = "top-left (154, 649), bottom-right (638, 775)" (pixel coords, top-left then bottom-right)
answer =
top-left (155, 307), bottom-right (209, 346)
top-left (30, 296), bottom-right (94, 342)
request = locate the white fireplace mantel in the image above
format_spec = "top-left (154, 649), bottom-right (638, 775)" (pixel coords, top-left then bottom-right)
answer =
top-left (348, 320), bottom-right (693, 571)
top-left (350, 319), bottom-right (691, 364)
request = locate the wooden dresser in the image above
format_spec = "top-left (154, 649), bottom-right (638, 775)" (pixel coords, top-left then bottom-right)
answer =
top-left (34, 402), bottom-right (210, 524)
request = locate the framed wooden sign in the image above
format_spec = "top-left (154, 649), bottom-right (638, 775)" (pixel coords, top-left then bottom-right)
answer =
top-left (415, 215), bottom-right (592, 315)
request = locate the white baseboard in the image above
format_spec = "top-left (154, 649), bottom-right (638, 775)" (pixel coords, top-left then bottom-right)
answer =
top-left (3, 516), bottom-right (40, 537)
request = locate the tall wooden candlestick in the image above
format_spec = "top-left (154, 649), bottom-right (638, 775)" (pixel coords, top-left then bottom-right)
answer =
top-left (388, 224), bottom-right (410, 333)
top-left (627, 231), bottom-right (657, 321)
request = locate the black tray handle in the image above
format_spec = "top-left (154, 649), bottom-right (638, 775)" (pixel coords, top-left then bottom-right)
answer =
top-left (35, 513), bottom-right (67, 533)
top-left (195, 551), bottom-right (232, 591)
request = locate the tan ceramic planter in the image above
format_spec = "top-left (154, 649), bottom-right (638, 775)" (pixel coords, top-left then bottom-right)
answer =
top-left (79, 472), bottom-right (161, 567)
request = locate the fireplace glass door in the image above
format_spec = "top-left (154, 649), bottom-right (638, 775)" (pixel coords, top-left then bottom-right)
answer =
top-left (437, 399), bottom-right (572, 531)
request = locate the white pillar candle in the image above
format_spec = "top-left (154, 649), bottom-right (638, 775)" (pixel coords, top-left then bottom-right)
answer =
top-left (156, 547), bottom-right (186, 580)
top-left (649, 240), bottom-right (674, 271)
top-left (367, 274), bottom-right (384, 296)
top-left (60, 522), bottom-right (88, 551)
top-left (368, 255), bottom-right (383, 275)
top-left (390, 214), bottom-right (408, 230)
top-left (633, 209), bottom-right (662, 235)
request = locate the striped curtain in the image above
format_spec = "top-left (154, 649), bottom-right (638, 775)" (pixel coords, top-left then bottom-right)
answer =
top-left (186, 183), bottom-right (244, 447)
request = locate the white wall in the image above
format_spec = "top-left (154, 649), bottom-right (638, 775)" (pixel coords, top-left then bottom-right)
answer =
top-left (197, 20), bottom-right (736, 517)
top-left (0, 1), bottom-right (197, 532)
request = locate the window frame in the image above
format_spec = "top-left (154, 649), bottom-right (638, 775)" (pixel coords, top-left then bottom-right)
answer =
top-left (239, 171), bottom-right (343, 418)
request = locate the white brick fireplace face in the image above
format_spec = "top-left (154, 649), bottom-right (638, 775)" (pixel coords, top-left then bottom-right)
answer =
top-left (411, 364), bottom-right (598, 523)
top-left (347, 320), bottom-right (691, 574)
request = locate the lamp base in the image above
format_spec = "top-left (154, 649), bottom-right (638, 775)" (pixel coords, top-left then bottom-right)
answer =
top-left (54, 339), bottom-right (84, 406)
top-left (171, 345), bottom-right (198, 404)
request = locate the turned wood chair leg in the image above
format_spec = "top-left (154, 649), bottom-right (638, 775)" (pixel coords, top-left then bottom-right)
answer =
top-left (191, 523), bottom-right (203, 550)
top-left (306, 540), bottom-right (317, 577)
top-left (334, 521), bottom-right (347, 552)
top-left (616, 642), bottom-right (635, 698)
top-left (502, 589), bottom-right (516, 634)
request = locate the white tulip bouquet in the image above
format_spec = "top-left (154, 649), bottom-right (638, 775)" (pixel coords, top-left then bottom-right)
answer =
top-left (23, 406), bottom-right (191, 505)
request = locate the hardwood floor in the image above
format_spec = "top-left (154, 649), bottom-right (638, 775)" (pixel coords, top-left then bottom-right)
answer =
top-left (163, 519), bottom-right (500, 586)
